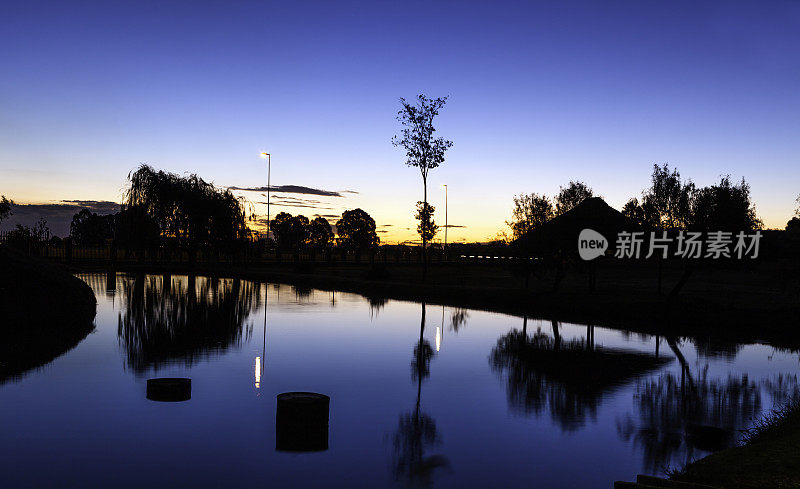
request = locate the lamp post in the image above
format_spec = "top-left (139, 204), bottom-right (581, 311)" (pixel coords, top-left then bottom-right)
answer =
top-left (442, 184), bottom-right (448, 249)
top-left (260, 152), bottom-right (271, 240)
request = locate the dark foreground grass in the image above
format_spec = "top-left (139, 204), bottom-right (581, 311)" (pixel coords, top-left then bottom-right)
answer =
top-left (0, 246), bottom-right (96, 383)
top-left (672, 400), bottom-right (800, 489)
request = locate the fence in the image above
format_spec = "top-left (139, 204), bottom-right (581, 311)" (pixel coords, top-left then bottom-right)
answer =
top-left (0, 234), bottom-right (531, 268)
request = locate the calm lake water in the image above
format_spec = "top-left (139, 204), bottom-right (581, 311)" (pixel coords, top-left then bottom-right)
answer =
top-left (2, 273), bottom-right (799, 488)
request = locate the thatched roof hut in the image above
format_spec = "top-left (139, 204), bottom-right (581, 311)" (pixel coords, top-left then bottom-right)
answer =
top-left (514, 197), bottom-right (634, 255)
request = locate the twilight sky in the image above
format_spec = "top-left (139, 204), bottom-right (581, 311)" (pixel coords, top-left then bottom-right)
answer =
top-left (1, 0), bottom-right (798, 241)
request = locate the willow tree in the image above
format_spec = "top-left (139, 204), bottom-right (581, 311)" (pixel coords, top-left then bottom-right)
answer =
top-left (123, 165), bottom-right (248, 251)
top-left (393, 95), bottom-right (453, 278)
top-left (0, 196), bottom-right (13, 224)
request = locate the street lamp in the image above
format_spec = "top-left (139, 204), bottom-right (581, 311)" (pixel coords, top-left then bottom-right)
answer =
top-left (442, 184), bottom-right (448, 249)
top-left (260, 152), bottom-right (271, 240)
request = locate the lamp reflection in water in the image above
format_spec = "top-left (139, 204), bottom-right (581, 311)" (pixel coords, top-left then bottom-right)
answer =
top-left (256, 282), bottom-right (267, 391)
top-left (435, 327), bottom-right (441, 352)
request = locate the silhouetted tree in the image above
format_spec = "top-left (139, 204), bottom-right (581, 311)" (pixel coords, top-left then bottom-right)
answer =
top-left (0, 196), bottom-right (13, 224)
top-left (123, 164), bottom-right (249, 248)
top-left (393, 94), bottom-right (453, 278)
top-left (271, 212), bottom-right (309, 252)
top-left (308, 216), bottom-right (334, 250)
top-left (70, 209), bottom-right (116, 245)
top-left (336, 208), bottom-right (379, 254)
top-left (620, 197), bottom-right (654, 229)
top-left (690, 176), bottom-right (762, 230)
top-left (506, 193), bottom-right (553, 240)
top-left (4, 218), bottom-right (50, 252)
top-left (415, 201), bottom-right (438, 244)
top-left (115, 205), bottom-right (160, 253)
top-left (271, 212), bottom-right (293, 246)
top-left (554, 180), bottom-right (595, 216)
top-left (788, 217), bottom-right (800, 234)
top-left (786, 195), bottom-right (800, 233)
top-left (641, 164), bottom-right (695, 229)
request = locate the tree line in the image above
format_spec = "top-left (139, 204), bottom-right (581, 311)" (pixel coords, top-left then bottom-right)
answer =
top-left (507, 180), bottom-right (597, 240)
top-left (507, 164), bottom-right (782, 241)
top-left (270, 208), bottom-right (379, 255)
top-left (0, 166), bottom-right (382, 257)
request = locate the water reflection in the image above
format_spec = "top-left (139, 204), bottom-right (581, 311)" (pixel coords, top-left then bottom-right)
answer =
top-left (448, 308), bottom-right (468, 333)
top-left (366, 295), bottom-right (388, 319)
top-left (392, 302), bottom-right (450, 488)
top-left (490, 322), bottom-right (670, 431)
top-left (117, 274), bottom-right (260, 373)
top-left (692, 337), bottom-right (743, 360)
top-left (9, 274), bottom-right (800, 488)
top-left (617, 367), bottom-right (761, 472)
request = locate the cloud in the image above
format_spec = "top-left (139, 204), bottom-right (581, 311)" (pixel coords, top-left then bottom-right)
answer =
top-left (443, 224), bottom-right (466, 228)
top-left (257, 201), bottom-right (335, 210)
top-left (59, 200), bottom-right (122, 214)
top-left (266, 195), bottom-right (325, 205)
top-left (0, 200), bottom-right (121, 237)
top-left (230, 185), bottom-right (356, 197)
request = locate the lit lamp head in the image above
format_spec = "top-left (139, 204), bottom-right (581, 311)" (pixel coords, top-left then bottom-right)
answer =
top-left (260, 152), bottom-right (270, 159)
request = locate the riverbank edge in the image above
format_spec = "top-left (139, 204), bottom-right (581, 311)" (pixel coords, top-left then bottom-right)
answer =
top-left (71, 261), bottom-right (800, 349)
top-left (672, 401), bottom-right (800, 489)
top-left (0, 247), bottom-right (97, 382)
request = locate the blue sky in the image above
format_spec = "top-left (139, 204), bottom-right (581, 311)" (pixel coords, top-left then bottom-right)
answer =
top-left (1, 0), bottom-right (798, 240)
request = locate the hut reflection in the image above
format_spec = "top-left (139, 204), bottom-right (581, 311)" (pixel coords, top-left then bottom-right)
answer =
top-left (118, 275), bottom-right (261, 373)
top-left (490, 322), bottom-right (670, 432)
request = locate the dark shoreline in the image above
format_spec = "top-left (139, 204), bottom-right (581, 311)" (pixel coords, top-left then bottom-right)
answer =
top-left (0, 248), bottom-right (97, 383)
top-left (673, 400), bottom-right (800, 489)
top-left (70, 260), bottom-right (800, 350)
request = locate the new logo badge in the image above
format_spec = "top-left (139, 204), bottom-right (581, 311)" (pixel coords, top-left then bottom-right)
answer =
top-left (578, 229), bottom-right (608, 261)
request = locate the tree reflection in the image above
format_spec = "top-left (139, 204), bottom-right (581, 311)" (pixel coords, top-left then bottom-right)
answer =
top-left (490, 323), bottom-right (670, 432)
top-left (392, 302), bottom-right (450, 488)
top-left (692, 337), bottom-right (743, 360)
top-left (761, 374), bottom-right (800, 400)
top-left (367, 295), bottom-right (388, 319)
top-left (617, 338), bottom-right (762, 473)
top-left (118, 274), bottom-right (260, 373)
top-left (448, 308), bottom-right (469, 333)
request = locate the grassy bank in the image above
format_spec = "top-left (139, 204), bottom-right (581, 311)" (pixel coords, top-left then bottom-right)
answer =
top-left (0, 246), bottom-right (96, 383)
top-left (673, 401), bottom-right (800, 488)
top-left (70, 256), bottom-right (800, 349)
